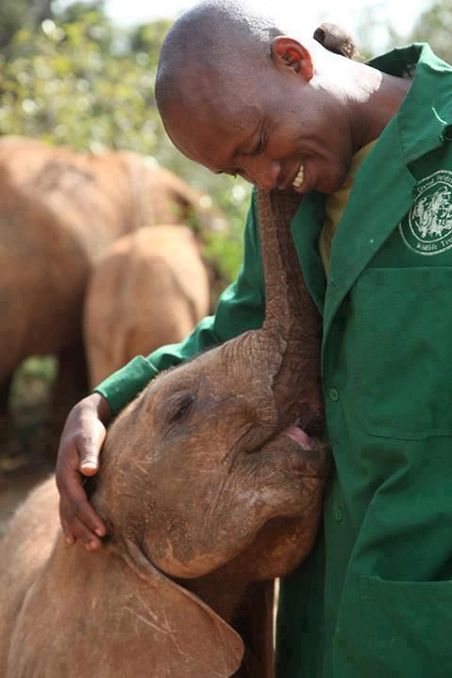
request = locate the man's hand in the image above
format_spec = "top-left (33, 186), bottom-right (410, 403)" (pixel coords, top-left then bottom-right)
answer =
top-left (55, 393), bottom-right (111, 550)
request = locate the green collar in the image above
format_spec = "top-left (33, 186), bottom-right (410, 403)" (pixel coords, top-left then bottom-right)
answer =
top-left (369, 43), bottom-right (452, 163)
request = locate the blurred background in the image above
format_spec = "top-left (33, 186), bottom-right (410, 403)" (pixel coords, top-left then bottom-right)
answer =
top-left (0, 0), bottom-right (451, 530)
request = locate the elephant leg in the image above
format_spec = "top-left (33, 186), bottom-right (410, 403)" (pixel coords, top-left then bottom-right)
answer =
top-left (232, 580), bottom-right (275, 678)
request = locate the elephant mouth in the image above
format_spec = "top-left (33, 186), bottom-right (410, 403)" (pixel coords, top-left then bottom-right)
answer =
top-left (285, 404), bottom-right (327, 450)
top-left (285, 424), bottom-right (317, 449)
top-left (283, 422), bottom-right (331, 478)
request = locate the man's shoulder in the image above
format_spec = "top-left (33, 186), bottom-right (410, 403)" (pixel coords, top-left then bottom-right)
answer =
top-left (369, 43), bottom-right (452, 79)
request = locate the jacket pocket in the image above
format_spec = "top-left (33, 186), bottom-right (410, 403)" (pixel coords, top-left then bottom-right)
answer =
top-left (359, 574), bottom-right (452, 677)
top-left (344, 266), bottom-right (452, 439)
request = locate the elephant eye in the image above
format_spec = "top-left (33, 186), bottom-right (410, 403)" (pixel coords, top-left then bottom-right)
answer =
top-left (168, 394), bottom-right (195, 424)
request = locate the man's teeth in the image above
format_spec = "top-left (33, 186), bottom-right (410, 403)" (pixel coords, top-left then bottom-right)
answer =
top-left (292, 163), bottom-right (304, 189)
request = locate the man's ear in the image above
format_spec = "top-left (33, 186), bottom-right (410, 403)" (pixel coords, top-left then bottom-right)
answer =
top-left (270, 36), bottom-right (314, 81)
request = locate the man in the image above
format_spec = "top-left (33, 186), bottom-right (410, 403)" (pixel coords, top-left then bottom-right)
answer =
top-left (56, 1), bottom-right (452, 675)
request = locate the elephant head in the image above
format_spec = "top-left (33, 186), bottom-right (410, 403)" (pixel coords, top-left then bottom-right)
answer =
top-left (93, 188), bottom-right (329, 582)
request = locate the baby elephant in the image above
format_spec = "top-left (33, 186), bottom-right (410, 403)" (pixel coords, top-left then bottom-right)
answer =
top-left (0, 189), bottom-right (330, 677)
top-left (0, 427), bottom-right (328, 677)
top-left (84, 224), bottom-right (210, 387)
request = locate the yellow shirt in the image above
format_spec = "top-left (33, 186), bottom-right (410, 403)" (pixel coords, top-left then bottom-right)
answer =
top-left (319, 141), bottom-right (377, 275)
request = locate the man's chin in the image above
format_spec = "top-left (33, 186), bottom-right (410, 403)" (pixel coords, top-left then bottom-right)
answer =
top-left (317, 171), bottom-right (348, 195)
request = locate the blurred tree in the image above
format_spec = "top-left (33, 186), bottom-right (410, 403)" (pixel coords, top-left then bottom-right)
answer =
top-left (129, 18), bottom-right (172, 65)
top-left (0, 0), bottom-right (53, 50)
top-left (57, 0), bottom-right (102, 23)
top-left (351, 4), bottom-right (404, 60)
top-left (351, 0), bottom-right (452, 63)
top-left (409, 0), bottom-right (452, 63)
top-left (55, 0), bottom-right (116, 52)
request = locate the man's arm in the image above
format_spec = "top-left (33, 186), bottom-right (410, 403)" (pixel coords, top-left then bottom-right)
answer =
top-left (56, 189), bottom-right (266, 548)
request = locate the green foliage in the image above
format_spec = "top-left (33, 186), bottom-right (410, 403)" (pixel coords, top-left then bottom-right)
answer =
top-left (0, 13), bottom-right (155, 151)
top-left (346, 0), bottom-right (452, 63)
top-left (0, 0), bottom-right (30, 50)
top-left (57, 0), bottom-right (103, 24)
top-left (0, 3), bottom-right (249, 282)
top-left (129, 18), bottom-right (173, 64)
top-left (9, 356), bottom-right (57, 415)
top-left (0, 0), bottom-right (52, 50)
top-left (409, 0), bottom-right (452, 63)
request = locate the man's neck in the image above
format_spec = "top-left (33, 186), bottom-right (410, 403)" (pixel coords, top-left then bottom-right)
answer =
top-left (347, 61), bottom-right (412, 151)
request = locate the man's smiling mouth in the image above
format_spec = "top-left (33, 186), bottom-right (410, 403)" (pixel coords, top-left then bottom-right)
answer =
top-left (292, 162), bottom-right (305, 191)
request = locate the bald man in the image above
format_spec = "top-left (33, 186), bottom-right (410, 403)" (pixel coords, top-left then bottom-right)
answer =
top-left (56, 2), bottom-right (452, 676)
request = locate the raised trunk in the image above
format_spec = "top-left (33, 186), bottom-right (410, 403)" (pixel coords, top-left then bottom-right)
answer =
top-left (256, 189), bottom-right (324, 434)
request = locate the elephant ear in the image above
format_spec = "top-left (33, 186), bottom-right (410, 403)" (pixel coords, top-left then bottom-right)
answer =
top-left (114, 539), bottom-right (245, 678)
top-left (10, 538), bottom-right (244, 678)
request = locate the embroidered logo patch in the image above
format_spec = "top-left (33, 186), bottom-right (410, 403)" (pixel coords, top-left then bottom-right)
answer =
top-left (399, 170), bottom-right (452, 255)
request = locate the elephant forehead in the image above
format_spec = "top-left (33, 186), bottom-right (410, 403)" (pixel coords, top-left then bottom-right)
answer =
top-left (138, 353), bottom-right (276, 438)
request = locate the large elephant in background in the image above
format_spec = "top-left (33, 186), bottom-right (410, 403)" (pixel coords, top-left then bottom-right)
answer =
top-left (84, 225), bottom-right (210, 387)
top-left (0, 190), bottom-right (330, 677)
top-left (0, 136), bottom-right (224, 420)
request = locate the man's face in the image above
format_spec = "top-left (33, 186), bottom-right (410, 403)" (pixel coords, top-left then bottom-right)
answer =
top-left (163, 45), bottom-right (354, 196)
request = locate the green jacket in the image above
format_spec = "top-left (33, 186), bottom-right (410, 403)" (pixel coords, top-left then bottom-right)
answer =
top-left (97, 44), bottom-right (452, 677)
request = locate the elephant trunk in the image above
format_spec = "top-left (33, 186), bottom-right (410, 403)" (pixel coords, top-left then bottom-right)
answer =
top-left (256, 189), bottom-right (324, 434)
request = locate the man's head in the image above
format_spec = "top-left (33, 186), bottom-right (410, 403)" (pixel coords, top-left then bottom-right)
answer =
top-left (155, 1), bottom-right (380, 195)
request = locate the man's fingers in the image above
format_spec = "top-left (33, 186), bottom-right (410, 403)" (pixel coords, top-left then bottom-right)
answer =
top-left (71, 492), bottom-right (107, 538)
top-left (60, 493), bottom-right (107, 544)
top-left (59, 508), bottom-right (75, 544)
top-left (55, 395), bottom-right (110, 546)
top-left (58, 466), bottom-right (107, 538)
top-left (68, 514), bottom-right (104, 551)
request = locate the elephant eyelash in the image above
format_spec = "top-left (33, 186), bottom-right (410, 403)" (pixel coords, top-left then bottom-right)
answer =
top-left (168, 394), bottom-right (195, 424)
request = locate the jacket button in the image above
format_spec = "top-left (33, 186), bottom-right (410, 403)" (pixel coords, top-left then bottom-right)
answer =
top-left (334, 505), bottom-right (343, 522)
top-left (329, 387), bottom-right (339, 402)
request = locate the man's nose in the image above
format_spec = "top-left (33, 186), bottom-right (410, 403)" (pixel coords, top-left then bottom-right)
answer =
top-left (242, 157), bottom-right (281, 192)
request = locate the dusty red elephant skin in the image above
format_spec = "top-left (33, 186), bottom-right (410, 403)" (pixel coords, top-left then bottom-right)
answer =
top-left (0, 189), bottom-right (330, 677)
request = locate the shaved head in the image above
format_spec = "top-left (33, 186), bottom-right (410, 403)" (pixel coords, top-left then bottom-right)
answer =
top-left (155, 1), bottom-right (355, 117)
top-left (155, 1), bottom-right (281, 115)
